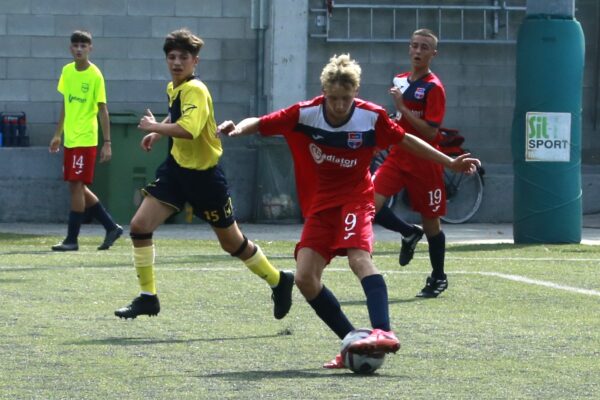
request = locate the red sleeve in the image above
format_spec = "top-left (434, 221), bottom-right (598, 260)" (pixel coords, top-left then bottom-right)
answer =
top-left (375, 110), bottom-right (405, 148)
top-left (259, 104), bottom-right (300, 137)
top-left (423, 84), bottom-right (446, 127)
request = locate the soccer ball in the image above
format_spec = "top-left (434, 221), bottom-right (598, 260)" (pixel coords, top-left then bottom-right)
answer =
top-left (341, 328), bottom-right (386, 374)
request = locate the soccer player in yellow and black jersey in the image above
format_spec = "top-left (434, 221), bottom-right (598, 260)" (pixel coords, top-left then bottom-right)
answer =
top-left (114, 28), bottom-right (294, 320)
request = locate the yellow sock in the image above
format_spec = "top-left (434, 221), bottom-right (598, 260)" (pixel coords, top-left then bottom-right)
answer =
top-left (134, 245), bottom-right (156, 295)
top-left (243, 245), bottom-right (280, 287)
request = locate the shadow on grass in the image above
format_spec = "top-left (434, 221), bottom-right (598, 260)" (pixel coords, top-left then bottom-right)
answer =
top-left (198, 369), bottom-right (404, 380)
top-left (340, 297), bottom-right (421, 306)
top-left (63, 334), bottom-right (284, 346)
top-left (0, 278), bottom-right (32, 283)
top-left (373, 243), bottom-right (539, 255)
top-left (0, 250), bottom-right (55, 256)
top-left (446, 243), bottom-right (540, 252)
top-left (0, 233), bottom-right (51, 240)
top-left (0, 267), bottom-right (57, 272)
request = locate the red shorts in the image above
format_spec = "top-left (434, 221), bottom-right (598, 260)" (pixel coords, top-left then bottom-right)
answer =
top-left (63, 146), bottom-right (97, 185)
top-left (294, 203), bottom-right (375, 264)
top-left (373, 154), bottom-right (446, 218)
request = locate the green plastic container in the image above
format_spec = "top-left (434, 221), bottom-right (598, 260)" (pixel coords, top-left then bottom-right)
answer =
top-left (511, 16), bottom-right (584, 243)
top-left (91, 113), bottom-right (168, 224)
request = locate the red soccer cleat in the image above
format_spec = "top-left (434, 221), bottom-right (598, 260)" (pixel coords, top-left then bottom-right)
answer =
top-left (322, 353), bottom-right (345, 369)
top-left (347, 329), bottom-right (400, 355)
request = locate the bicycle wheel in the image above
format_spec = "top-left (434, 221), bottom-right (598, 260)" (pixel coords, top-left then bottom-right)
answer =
top-left (441, 169), bottom-right (484, 224)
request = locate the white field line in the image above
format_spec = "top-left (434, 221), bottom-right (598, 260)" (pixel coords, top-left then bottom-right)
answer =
top-left (472, 271), bottom-right (600, 297)
top-left (4, 262), bottom-right (599, 297)
top-left (375, 255), bottom-right (600, 262)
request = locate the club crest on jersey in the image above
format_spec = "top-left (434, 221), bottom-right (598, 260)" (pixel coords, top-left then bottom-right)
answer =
top-left (347, 132), bottom-right (363, 149)
top-left (81, 83), bottom-right (89, 93)
top-left (414, 87), bottom-right (425, 99)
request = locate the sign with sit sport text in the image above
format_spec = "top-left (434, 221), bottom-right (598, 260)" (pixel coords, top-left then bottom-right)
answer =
top-left (525, 112), bottom-right (571, 162)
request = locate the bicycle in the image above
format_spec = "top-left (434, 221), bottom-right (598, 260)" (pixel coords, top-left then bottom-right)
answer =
top-left (370, 127), bottom-right (485, 224)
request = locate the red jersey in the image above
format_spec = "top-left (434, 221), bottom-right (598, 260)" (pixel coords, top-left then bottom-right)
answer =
top-left (388, 71), bottom-right (446, 173)
top-left (259, 96), bottom-right (405, 217)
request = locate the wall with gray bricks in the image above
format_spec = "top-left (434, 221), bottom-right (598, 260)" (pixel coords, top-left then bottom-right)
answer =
top-left (0, 0), bottom-right (258, 147)
top-left (306, 0), bottom-right (599, 166)
top-left (0, 0), bottom-right (598, 224)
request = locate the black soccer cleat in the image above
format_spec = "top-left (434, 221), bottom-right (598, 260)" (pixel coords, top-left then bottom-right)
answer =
top-left (114, 294), bottom-right (160, 319)
top-left (416, 276), bottom-right (448, 298)
top-left (98, 224), bottom-right (124, 250)
top-left (271, 271), bottom-right (294, 319)
top-left (51, 241), bottom-right (79, 251)
top-left (399, 225), bottom-right (424, 266)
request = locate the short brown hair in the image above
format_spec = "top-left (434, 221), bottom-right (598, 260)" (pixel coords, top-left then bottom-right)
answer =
top-left (71, 30), bottom-right (92, 44)
top-left (163, 28), bottom-right (204, 57)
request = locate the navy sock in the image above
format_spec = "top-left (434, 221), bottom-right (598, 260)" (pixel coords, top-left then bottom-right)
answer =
top-left (87, 202), bottom-right (117, 231)
top-left (308, 286), bottom-right (355, 340)
top-left (374, 206), bottom-right (416, 237)
top-left (361, 274), bottom-right (391, 331)
top-left (65, 211), bottom-right (84, 244)
top-left (427, 231), bottom-right (446, 280)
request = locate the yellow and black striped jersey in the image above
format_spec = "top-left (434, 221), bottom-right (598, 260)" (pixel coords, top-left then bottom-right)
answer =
top-left (167, 77), bottom-right (222, 170)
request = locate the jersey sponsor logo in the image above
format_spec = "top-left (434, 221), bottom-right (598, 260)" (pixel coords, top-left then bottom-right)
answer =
top-left (309, 143), bottom-right (357, 168)
top-left (347, 132), bottom-right (363, 149)
top-left (68, 94), bottom-right (87, 104)
top-left (81, 83), bottom-right (89, 93)
top-left (414, 87), bottom-right (426, 99)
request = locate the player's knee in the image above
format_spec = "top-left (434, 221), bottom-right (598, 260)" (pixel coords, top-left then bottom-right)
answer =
top-left (129, 216), bottom-right (153, 236)
top-left (224, 235), bottom-right (250, 257)
top-left (348, 256), bottom-right (377, 278)
top-left (294, 271), bottom-right (319, 296)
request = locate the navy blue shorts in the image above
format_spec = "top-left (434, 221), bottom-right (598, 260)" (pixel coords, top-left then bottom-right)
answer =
top-left (143, 157), bottom-right (235, 228)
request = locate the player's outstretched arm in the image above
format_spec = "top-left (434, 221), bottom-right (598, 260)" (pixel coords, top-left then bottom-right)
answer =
top-left (399, 133), bottom-right (480, 174)
top-left (217, 117), bottom-right (260, 138)
top-left (448, 153), bottom-right (481, 174)
top-left (138, 109), bottom-right (192, 139)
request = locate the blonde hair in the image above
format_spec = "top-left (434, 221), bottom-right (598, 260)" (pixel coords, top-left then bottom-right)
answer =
top-left (412, 28), bottom-right (438, 49)
top-left (319, 54), bottom-right (361, 91)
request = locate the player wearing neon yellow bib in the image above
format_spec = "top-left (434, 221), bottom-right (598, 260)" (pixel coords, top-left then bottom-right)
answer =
top-left (48, 30), bottom-right (122, 252)
top-left (58, 62), bottom-right (106, 148)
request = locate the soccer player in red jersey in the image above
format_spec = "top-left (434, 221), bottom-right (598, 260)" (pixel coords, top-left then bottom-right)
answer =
top-left (373, 28), bottom-right (451, 298)
top-left (218, 54), bottom-right (479, 368)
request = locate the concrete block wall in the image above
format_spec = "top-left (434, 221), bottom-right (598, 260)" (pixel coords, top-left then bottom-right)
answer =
top-left (0, 146), bottom-right (257, 223)
top-left (392, 164), bottom-right (600, 224)
top-left (0, 0), bottom-right (599, 224)
top-left (0, 147), bottom-right (68, 222)
top-left (0, 0), bottom-right (257, 147)
top-left (307, 0), bottom-right (600, 166)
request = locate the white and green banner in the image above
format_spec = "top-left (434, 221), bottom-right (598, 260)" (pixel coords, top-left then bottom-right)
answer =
top-left (525, 112), bottom-right (571, 162)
